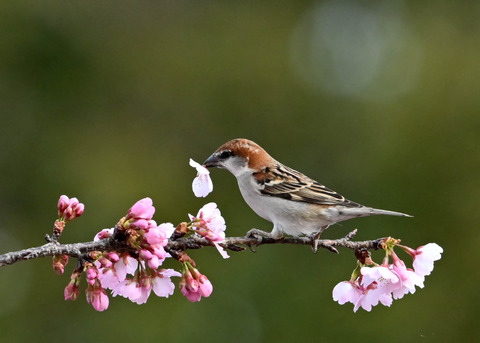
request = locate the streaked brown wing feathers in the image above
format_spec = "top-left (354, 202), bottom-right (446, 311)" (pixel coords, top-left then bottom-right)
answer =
top-left (257, 164), bottom-right (360, 207)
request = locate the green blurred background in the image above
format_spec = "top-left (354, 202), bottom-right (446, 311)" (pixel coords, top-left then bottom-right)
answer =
top-left (0, 0), bottom-right (479, 341)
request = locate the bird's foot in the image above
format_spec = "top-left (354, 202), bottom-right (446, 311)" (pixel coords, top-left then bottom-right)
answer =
top-left (311, 226), bottom-right (337, 254)
top-left (246, 228), bottom-right (273, 252)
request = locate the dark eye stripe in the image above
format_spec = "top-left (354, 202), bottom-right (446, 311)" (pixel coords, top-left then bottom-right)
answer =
top-left (219, 150), bottom-right (233, 159)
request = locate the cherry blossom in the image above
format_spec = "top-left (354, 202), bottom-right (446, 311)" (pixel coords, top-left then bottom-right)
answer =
top-left (94, 228), bottom-right (114, 241)
top-left (332, 278), bottom-right (389, 312)
top-left (351, 266), bottom-right (399, 311)
top-left (333, 281), bottom-right (363, 305)
top-left (52, 255), bottom-right (68, 275)
top-left (86, 283), bottom-right (109, 311)
top-left (64, 271), bottom-right (81, 301)
top-left (391, 251), bottom-right (424, 299)
top-left (189, 202), bottom-right (229, 258)
top-left (126, 197), bottom-right (155, 221)
top-left (59, 196), bottom-right (216, 310)
top-left (180, 263), bottom-right (213, 302)
top-left (333, 241), bottom-right (443, 311)
top-left (360, 265), bottom-right (399, 287)
top-left (190, 158), bottom-right (213, 197)
top-left (152, 269), bottom-right (182, 298)
top-left (57, 195), bottom-right (70, 215)
top-left (86, 198), bottom-right (183, 309)
top-left (411, 243), bottom-right (443, 277)
top-left (111, 272), bottom-right (150, 304)
top-left (111, 269), bottom-right (181, 305)
top-left (354, 285), bottom-right (394, 312)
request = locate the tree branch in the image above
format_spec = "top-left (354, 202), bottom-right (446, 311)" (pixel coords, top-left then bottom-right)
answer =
top-left (0, 229), bottom-right (382, 268)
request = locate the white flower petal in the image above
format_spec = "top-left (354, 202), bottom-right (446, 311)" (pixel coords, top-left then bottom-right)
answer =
top-left (189, 158), bottom-right (209, 175)
top-left (152, 276), bottom-right (176, 298)
top-left (192, 174), bottom-right (213, 197)
top-left (214, 242), bottom-right (230, 259)
top-left (158, 222), bottom-right (176, 238)
top-left (413, 243), bottom-right (443, 277)
top-left (190, 158), bottom-right (213, 197)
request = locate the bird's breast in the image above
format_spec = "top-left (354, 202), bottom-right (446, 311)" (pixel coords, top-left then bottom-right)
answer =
top-left (236, 174), bottom-right (334, 235)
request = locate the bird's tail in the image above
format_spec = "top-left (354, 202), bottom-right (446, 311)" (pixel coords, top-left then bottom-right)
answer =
top-left (368, 207), bottom-right (412, 218)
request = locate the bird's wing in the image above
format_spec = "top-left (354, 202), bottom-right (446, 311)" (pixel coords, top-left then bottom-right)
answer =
top-left (253, 164), bottom-right (361, 207)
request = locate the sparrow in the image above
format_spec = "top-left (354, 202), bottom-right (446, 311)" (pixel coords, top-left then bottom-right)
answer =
top-left (203, 138), bottom-right (411, 246)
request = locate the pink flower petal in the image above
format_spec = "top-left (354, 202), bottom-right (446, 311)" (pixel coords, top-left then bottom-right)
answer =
top-left (144, 227), bottom-right (167, 245)
top-left (360, 266), bottom-right (399, 287)
top-left (86, 286), bottom-right (109, 312)
top-left (158, 223), bottom-right (176, 239)
top-left (333, 281), bottom-right (362, 305)
top-left (197, 275), bottom-right (213, 297)
top-left (413, 243), bottom-right (443, 277)
top-left (189, 158), bottom-right (209, 175)
top-left (94, 228), bottom-right (114, 241)
top-left (58, 195), bottom-right (70, 213)
top-left (190, 159), bottom-right (213, 197)
top-left (152, 273), bottom-right (177, 298)
top-left (128, 197), bottom-right (155, 220)
top-left (115, 254), bottom-right (138, 282)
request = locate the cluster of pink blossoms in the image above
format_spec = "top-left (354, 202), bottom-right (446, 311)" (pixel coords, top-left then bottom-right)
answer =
top-left (58, 195), bottom-right (225, 311)
top-left (54, 195), bottom-right (85, 241)
top-left (58, 195), bottom-right (85, 221)
top-left (188, 160), bottom-right (228, 259)
top-left (174, 252), bottom-right (214, 302)
top-left (63, 197), bottom-right (183, 311)
top-left (52, 196), bottom-right (86, 274)
top-left (333, 241), bottom-right (443, 312)
top-left (189, 202), bottom-right (229, 259)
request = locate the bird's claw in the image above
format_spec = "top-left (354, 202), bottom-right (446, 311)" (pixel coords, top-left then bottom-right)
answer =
top-left (246, 228), bottom-right (272, 252)
top-left (312, 238), bottom-right (339, 254)
top-left (311, 226), bottom-right (330, 253)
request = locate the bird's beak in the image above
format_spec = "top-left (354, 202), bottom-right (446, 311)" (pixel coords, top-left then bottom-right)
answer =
top-left (203, 154), bottom-right (220, 168)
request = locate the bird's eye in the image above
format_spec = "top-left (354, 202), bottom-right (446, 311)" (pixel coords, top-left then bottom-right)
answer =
top-left (219, 150), bottom-right (233, 159)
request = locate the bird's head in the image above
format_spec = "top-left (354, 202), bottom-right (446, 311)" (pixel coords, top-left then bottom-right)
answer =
top-left (203, 138), bottom-right (274, 177)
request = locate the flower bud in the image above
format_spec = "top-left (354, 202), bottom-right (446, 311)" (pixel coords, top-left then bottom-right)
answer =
top-left (185, 272), bottom-right (198, 292)
top-left (139, 249), bottom-right (153, 260)
top-left (144, 227), bottom-right (165, 245)
top-left (52, 254), bottom-right (69, 275)
top-left (172, 222), bottom-right (188, 239)
top-left (179, 262), bottom-right (213, 302)
top-left (63, 206), bottom-right (74, 221)
top-left (53, 220), bottom-right (65, 239)
top-left (104, 252), bottom-right (120, 263)
top-left (74, 203), bottom-right (85, 217)
top-left (126, 197), bottom-right (155, 221)
top-left (57, 195), bottom-right (70, 217)
top-left (198, 275), bottom-right (213, 297)
top-left (95, 228), bottom-right (114, 241)
top-left (177, 252), bottom-right (196, 266)
top-left (64, 271), bottom-right (81, 301)
top-left (99, 257), bottom-right (113, 269)
top-left (130, 219), bottom-right (149, 230)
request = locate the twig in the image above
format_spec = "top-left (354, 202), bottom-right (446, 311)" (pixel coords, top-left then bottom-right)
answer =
top-left (0, 229), bottom-right (382, 268)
